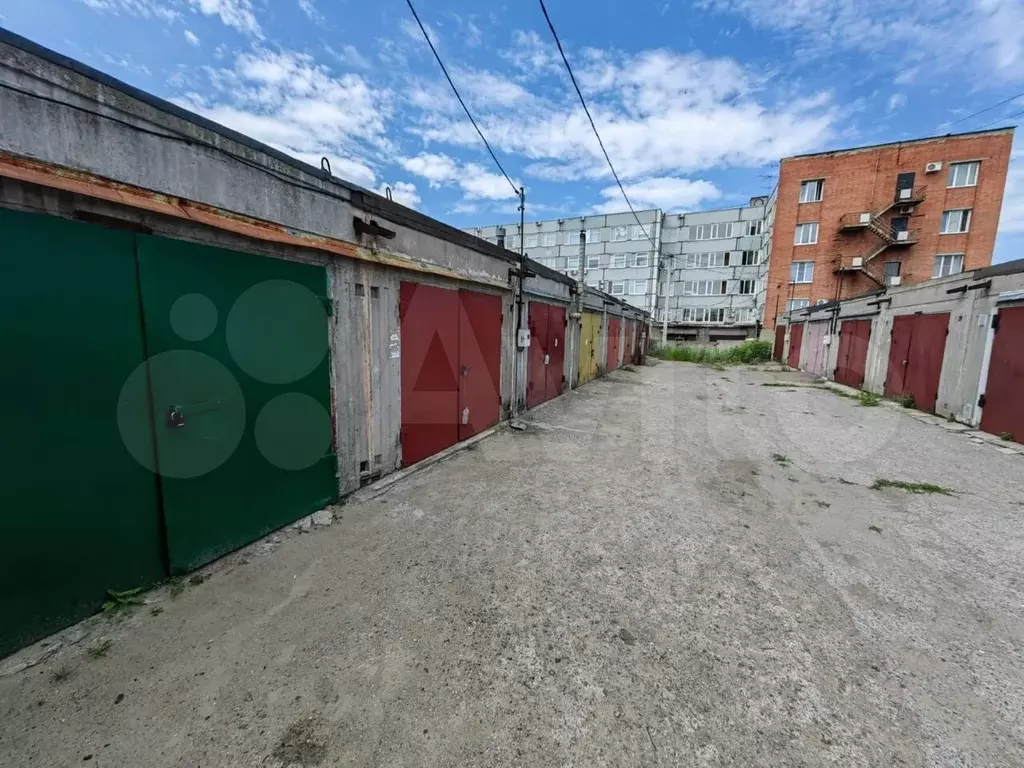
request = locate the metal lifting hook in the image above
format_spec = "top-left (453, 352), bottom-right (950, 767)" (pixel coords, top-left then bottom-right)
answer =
top-left (320, 156), bottom-right (331, 178)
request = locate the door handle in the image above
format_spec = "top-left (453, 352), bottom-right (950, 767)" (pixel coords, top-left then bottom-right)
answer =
top-left (461, 365), bottom-right (469, 376)
top-left (166, 405), bottom-right (185, 429)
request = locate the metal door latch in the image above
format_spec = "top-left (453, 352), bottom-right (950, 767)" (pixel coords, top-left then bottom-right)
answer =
top-left (166, 405), bottom-right (185, 428)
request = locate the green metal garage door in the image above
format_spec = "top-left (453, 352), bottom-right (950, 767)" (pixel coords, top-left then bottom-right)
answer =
top-left (134, 235), bottom-right (338, 572)
top-left (0, 208), bottom-right (165, 657)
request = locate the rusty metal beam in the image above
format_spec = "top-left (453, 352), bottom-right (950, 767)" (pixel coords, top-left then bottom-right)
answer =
top-left (0, 151), bottom-right (509, 289)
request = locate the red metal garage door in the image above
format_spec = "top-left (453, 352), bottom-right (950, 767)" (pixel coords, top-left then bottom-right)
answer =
top-left (526, 301), bottom-right (549, 409)
top-left (834, 319), bottom-right (871, 388)
top-left (400, 283), bottom-right (503, 464)
top-left (400, 282), bottom-right (459, 465)
top-left (885, 313), bottom-right (949, 413)
top-left (623, 320), bottom-right (633, 364)
top-left (457, 290), bottom-right (502, 441)
top-left (980, 306), bottom-right (1024, 441)
top-left (773, 325), bottom-right (786, 362)
top-left (545, 304), bottom-right (566, 401)
top-left (787, 324), bottom-right (804, 369)
top-left (607, 317), bottom-right (621, 370)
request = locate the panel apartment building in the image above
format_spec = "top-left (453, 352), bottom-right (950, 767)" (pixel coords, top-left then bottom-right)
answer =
top-left (467, 198), bottom-right (771, 341)
top-left (766, 128), bottom-right (1014, 328)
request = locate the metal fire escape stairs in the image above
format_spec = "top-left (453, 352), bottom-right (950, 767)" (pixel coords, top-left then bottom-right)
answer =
top-left (834, 186), bottom-right (925, 286)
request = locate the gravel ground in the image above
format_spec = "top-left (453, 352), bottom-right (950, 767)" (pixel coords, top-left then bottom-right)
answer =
top-left (2, 361), bottom-right (1023, 767)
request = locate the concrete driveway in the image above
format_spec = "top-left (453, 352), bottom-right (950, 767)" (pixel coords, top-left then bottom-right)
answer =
top-left (2, 361), bottom-right (1023, 767)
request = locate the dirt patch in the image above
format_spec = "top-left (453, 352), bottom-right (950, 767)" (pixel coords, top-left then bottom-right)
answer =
top-left (271, 717), bottom-right (327, 767)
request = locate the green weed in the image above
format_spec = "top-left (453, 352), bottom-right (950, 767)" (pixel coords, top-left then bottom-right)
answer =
top-left (1000, 431), bottom-right (1015, 442)
top-left (894, 392), bottom-right (916, 409)
top-left (86, 639), bottom-right (113, 659)
top-left (103, 587), bottom-right (145, 616)
top-left (771, 453), bottom-right (792, 467)
top-left (856, 391), bottom-right (881, 407)
top-left (871, 478), bottom-right (954, 495)
top-left (149, 606), bottom-right (164, 616)
top-left (651, 340), bottom-right (772, 365)
top-left (168, 578), bottom-right (186, 598)
top-left (50, 664), bottom-right (75, 683)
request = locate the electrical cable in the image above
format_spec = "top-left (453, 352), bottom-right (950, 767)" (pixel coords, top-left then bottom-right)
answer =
top-left (944, 91), bottom-right (1024, 129)
top-left (973, 106), bottom-right (1024, 132)
top-left (403, 0), bottom-right (519, 198)
top-left (535, 0), bottom-right (657, 251)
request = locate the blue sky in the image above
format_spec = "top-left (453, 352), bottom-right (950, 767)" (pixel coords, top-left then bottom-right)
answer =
top-left (2, 0), bottom-right (1024, 262)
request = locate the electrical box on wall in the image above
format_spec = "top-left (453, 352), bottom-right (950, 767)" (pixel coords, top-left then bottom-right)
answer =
top-left (517, 328), bottom-right (531, 348)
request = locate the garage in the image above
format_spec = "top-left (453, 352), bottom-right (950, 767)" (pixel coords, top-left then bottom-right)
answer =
top-left (884, 312), bottom-right (949, 413)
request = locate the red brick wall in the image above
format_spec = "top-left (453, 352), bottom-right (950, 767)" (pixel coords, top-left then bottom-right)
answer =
top-left (765, 130), bottom-right (1013, 328)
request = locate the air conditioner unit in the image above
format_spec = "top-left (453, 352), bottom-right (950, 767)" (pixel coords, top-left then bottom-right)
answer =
top-left (925, 161), bottom-right (943, 173)
top-left (888, 275), bottom-right (903, 286)
top-left (898, 188), bottom-right (912, 200)
top-left (859, 212), bottom-right (872, 224)
top-left (816, 299), bottom-right (828, 305)
top-left (896, 230), bottom-right (910, 242)
top-left (852, 257), bottom-right (864, 268)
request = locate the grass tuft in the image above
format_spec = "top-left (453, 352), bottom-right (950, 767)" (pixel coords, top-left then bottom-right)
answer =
top-left (103, 587), bottom-right (145, 616)
top-left (86, 638), bottom-right (113, 659)
top-left (871, 478), bottom-right (954, 495)
top-left (650, 340), bottom-right (772, 365)
top-left (50, 664), bottom-right (75, 683)
top-left (856, 391), bottom-right (881, 407)
top-left (1000, 431), bottom-right (1015, 442)
top-left (893, 392), bottom-right (916, 409)
top-left (771, 453), bottom-right (792, 467)
top-left (168, 578), bottom-right (186, 598)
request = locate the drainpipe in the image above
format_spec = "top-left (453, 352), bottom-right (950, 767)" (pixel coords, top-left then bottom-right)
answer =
top-left (511, 187), bottom-right (527, 418)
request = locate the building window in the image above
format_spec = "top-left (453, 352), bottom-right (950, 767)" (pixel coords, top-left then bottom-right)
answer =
top-left (791, 261), bottom-right (814, 283)
top-left (565, 231), bottom-right (579, 245)
top-left (631, 224), bottom-right (648, 240)
top-left (587, 254), bottom-right (600, 269)
top-left (682, 280), bottom-right (728, 296)
top-left (740, 250), bottom-right (758, 265)
top-left (567, 255), bottom-right (579, 269)
top-left (611, 254), bottom-right (627, 269)
top-left (884, 261), bottom-right (901, 278)
top-left (525, 234), bottom-right (539, 248)
top-left (612, 226), bottom-right (630, 241)
top-left (745, 220), bottom-right (764, 236)
top-left (738, 279), bottom-right (756, 295)
top-left (934, 253), bottom-right (964, 278)
top-left (681, 307), bottom-right (727, 323)
top-left (787, 298), bottom-right (810, 311)
top-left (948, 161), bottom-right (979, 188)
top-left (542, 232), bottom-right (557, 247)
top-left (799, 179), bottom-right (824, 203)
top-left (610, 280), bottom-right (626, 295)
top-left (683, 252), bottom-right (726, 269)
top-left (794, 222), bottom-right (819, 245)
top-left (631, 280), bottom-right (648, 295)
top-left (940, 209), bottom-right (972, 234)
top-left (633, 253), bottom-right (650, 268)
top-left (509, 235), bottom-right (520, 248)
top-left (588, 229), bottom-right (602, 243)
top-left (690, 222), bottom-right (733, 240)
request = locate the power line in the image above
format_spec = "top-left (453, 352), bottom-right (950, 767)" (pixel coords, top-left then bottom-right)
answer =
top-left (974, 106), bottom-right (1024, 132)
top-left (944, 91), bottom-right (1024, 129)
top-left (535, 0), bottom-right (657, 251)
top-left (403, 0), bottom-right (519, 198)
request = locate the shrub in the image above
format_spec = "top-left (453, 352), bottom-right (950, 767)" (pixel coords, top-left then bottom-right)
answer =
top-left (651, 340), bottom-right (772, 366)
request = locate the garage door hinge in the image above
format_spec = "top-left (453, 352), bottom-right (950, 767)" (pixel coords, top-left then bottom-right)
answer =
top-left (978, 394), bottom-right (987, 408)
top-left (319, 296), bottom-right (333, 316)
top-left (398, 427), bottom-right (403, 445)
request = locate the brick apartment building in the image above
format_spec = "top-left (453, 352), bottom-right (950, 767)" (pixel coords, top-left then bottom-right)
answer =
top-left (765, 128), bottom-right (1014, 328)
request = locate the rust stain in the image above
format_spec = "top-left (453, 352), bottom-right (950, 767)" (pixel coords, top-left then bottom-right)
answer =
top-left (0, 151), bottom-right (509, 289)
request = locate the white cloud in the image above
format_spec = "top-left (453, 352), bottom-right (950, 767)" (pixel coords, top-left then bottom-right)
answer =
top-left (184, 30), bottom-right (200, 46)
top-left (409, 48), bottom-right (837, 181)
top-left (188, 0), bottom-right (261, 38)
top-left (80, 0), bottom-right (179, 22)
top-left (298, 0), bottom-right (322, 24)
top-left (699, 0), bottom-right (1024, 83)
top-left (400, 153), bottom-right (518, 200)
top-left (887, 93), bottom-right (906, 113)
top-left (400, 18), bottom-right (439, 48)
top-left (327, 44), bottom-right (371, 69)
top-left (175, 49), bottom-right (390, 189)
top-left (592, 177), bottom-right (722, 213)
top-left (376, 181), bottom-right (421, 209)
top-left (401, 153), bottom-right (460, 187)
top-left (451, 13), bottom-right (482, 47)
